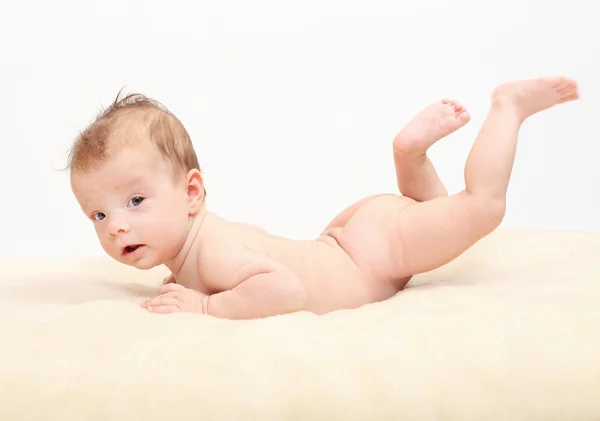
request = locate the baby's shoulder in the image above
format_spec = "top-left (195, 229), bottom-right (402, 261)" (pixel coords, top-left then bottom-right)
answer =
top-left (196, 223), bottom-right (271, 292)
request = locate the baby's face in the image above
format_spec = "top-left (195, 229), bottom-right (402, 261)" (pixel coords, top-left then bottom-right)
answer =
top-left (71, 142), bottom-right (196, 270)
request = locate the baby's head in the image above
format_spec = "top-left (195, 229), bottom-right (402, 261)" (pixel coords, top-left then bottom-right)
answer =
top-left (68, 91), bottom-right (206, 270)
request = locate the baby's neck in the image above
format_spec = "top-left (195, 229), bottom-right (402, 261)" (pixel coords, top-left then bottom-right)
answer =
top-left (164, 209), bottom-right (210, 285)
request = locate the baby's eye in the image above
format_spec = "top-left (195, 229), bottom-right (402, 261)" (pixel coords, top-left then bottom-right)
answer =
top-left (128, 196), bottom-right (145, 207)
top-left (92, 212), bottom-right (106, 221)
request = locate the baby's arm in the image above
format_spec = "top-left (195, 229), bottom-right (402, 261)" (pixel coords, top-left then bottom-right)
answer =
top-left (203, 258), bottom-right (307, 320)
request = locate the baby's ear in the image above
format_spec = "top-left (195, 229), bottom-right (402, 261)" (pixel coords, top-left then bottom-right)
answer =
top-left (184, 169), bottom-right (205, 214)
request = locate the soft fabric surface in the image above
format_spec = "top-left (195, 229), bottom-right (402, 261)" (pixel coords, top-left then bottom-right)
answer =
top-left (1, 229), bottom-right (599, 420)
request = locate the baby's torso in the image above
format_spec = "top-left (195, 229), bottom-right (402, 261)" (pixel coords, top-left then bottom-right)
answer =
top-left (191, 220), bottom-right (397, 314)
top-left (261, 234), bottom-right (396, 313)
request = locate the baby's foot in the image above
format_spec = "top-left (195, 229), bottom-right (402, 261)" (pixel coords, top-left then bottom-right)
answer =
top-left (393, 99), bottom-right (471, 159)
top-left (491, 76), bottom-right (579, 121)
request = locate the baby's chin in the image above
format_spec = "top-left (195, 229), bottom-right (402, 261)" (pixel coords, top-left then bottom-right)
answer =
top-left (129, 260), bottom-right (160, 270)
top-left (134, 255), bottom-right (165, 270)
top-left (112, 253), bottom-right (161, 271)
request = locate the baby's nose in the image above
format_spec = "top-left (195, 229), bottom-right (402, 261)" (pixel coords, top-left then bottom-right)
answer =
top-left (108, 216), bottom-right (130, 235)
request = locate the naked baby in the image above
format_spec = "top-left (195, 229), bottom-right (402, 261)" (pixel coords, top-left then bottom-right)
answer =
top-left (69, 76), bottom-right (579, 319)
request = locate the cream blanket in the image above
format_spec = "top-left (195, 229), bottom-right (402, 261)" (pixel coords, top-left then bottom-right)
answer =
top-left (1, 229), bottom-right (599, 420)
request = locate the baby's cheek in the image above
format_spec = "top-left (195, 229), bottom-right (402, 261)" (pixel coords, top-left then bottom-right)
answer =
top-left (164, 216), bottom-right (190, 245)
top-left (93, 224), bottom-right (104, 237)
top-left (99, 239), bottom-right (117, 258)
top-left (150, 220), bottom-right (173, 240)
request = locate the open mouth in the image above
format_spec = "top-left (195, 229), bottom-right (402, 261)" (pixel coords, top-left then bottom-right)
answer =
top-left (123, 244), bottom-right (143, 255)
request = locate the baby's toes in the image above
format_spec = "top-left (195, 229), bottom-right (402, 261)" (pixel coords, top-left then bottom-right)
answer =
top-left (457, 110), bottom-right (471, 125)
top-left (439, 111), bottom-right (470, 131)
top-left (450, 100), bottom-right (464, 112)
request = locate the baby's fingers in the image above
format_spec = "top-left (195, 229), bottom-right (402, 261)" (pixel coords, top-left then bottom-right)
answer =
top-left (146, 305), bottom-right (180, 314)
top-left (158, 282), bottom-right (186, 295)
top-left (142, 294), bottom-right (180, 310)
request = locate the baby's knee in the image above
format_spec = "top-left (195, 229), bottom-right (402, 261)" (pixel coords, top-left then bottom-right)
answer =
top-left (465, 193), bottom-right (506, 233)
top-left (481, 197), bottom-right (506, 231)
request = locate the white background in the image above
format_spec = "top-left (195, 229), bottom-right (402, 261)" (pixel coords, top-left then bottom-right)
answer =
top-left (1, 0), bottom-right (598, 258)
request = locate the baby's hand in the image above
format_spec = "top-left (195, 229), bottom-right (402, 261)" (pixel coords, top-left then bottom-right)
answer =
top-left (141, 283), bottom-right (207, 314)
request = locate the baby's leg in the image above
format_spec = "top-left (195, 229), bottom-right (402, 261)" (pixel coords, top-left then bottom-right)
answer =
top-left (393, 99), bottom-right (471, 201)
top-left (323, 100), bottom-right (469, 234)
top-left (394, 76), bottom-right (579, 276)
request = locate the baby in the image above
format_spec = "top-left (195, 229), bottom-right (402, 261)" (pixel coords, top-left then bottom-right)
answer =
top-left (69, 76), bottom-right (579, 319)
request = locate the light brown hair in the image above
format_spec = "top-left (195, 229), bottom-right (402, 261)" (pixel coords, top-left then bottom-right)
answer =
top-left (67, 90), bottom-right (202, 186)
